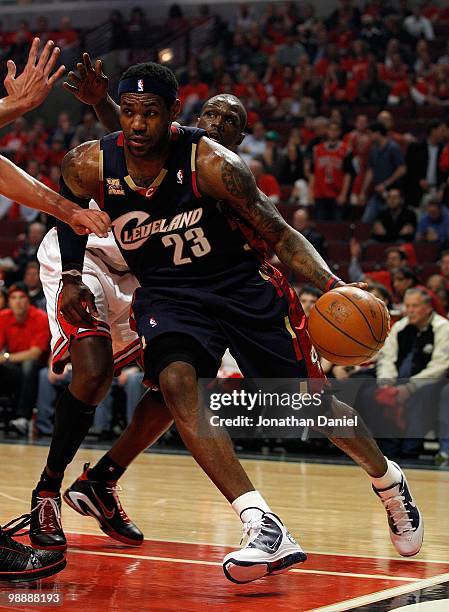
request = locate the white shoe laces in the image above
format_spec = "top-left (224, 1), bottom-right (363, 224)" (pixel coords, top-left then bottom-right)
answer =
top-left (105, 484), bottom-right (128, 521)
top-left (240, 517), bottom-right (265, 547)
top-left (382, 494), bottom-right (414, 535)
top-left (32, 496), bottom-right (61, 532)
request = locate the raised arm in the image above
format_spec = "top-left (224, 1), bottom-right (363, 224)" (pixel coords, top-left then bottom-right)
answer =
top-left (196, 138), bottom-right (354, 292)
top-left (63, 53), bottom-right (120, 133)
top-left (0, 38), bottom-right (65, 129)
top-left (0, 40), bottom-right (109, 237)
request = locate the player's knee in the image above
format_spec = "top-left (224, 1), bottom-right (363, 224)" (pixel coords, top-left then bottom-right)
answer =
top-left (159, 363), bottom-right (197, 416)
top-left (73, 361), bottom-right (113, 402)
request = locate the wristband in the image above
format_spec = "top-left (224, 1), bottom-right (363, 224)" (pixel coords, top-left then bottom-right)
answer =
top-left (325, 276), bottom-right (342, 292)
top-left (62, 269), bottom-right (82, 278)
top-left (3, 352), bottom-right (10, 361)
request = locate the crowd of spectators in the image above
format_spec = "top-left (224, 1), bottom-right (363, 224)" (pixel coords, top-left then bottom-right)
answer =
top-left (0, 1), bottom-right (448, 464)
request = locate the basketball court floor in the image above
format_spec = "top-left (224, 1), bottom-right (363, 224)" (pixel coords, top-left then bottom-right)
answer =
top-left (0, 443), bottom-right (448, 611)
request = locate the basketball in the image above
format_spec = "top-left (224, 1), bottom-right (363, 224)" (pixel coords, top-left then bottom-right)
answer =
top-left (308, 286), bottom-right (390, 366)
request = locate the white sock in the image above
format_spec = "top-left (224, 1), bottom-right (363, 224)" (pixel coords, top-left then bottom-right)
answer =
top-left (370, 458), bottom-right (402, 490)
top-left (232, 490), bottom-right (271, 524)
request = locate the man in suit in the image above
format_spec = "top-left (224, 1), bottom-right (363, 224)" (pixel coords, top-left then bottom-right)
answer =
top-left (405, 120), bottom-right (447, 208)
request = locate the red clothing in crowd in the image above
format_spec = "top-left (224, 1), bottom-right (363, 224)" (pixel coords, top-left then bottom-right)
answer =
top-left (344, 129), bottom-right (372, 194)
top-left (439, 143), bottom-right (449, 173)
top-left (257, 173), bottom-right (281, 200)
top-left (0, 306), bottom-right (50, 355)
top-left (312, 141), bottom-right (350, 199)
top-left (179, 82), bottom-right (209, 105)
top-left (54, 28), bottom-right (79, 47)
top-left (323, 79), bottom-right (358, 103)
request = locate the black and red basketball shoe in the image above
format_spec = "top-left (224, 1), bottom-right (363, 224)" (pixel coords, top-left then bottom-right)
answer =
top-left (63, 463), bottom-right (143, 546)
top-left (29, 489), bottom-right (67, 551)
top-left (0, 516), bottom-right (66, 582)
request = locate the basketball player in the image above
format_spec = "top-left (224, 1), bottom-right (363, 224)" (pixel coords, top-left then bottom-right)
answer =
top-left (28, 93), bottom-right (249, 553)
top-left (0, 37), bottom-right (109, 583)
top-left (52, 63), bottom-right (423, 584)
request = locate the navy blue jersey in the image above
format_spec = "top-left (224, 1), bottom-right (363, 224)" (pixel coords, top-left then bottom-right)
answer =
top-left (100, 126), bottom-right (265, 288)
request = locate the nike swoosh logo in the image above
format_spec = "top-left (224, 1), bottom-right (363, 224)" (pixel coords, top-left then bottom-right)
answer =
top-left (265, 534), bottom-right (282, 552)
top-left (92, 489), bottom-right (115, 520)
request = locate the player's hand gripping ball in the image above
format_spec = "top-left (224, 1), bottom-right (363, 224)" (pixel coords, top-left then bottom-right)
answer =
top-left (308, 286), bottom-right (390, 365)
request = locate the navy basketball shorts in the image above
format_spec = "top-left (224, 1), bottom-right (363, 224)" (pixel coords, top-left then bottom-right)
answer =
top-left (131, 264), bottom-right (326, 388)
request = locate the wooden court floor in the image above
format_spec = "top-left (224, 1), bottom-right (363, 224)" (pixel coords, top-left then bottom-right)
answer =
top-left (0, 443), bottom-right (448, 611)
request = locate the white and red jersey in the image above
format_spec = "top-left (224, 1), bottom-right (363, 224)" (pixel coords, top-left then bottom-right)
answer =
top-left (312, 140), bottom-right (350, 199)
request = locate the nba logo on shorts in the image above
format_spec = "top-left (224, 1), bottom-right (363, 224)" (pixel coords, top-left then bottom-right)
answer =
top-left (137, 79), bottom-right (144, 92)
top-left (149, 317), bottom-right (157, 327)
top-left (177, 169), bottom-right (183, 184)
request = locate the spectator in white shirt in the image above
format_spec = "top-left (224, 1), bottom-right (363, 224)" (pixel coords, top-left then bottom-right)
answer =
top-left (404, 6), bottom-right (434, 41)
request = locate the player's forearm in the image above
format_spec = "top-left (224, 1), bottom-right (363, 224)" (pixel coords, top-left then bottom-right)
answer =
top-left (93, 94), bottom-right (120, 132)
top-left (274, 227), bottom-right (340, 291)
top-left (0, 156), bottom-right (80, 223)
top-left (0, 95), bottom-right (29, 129)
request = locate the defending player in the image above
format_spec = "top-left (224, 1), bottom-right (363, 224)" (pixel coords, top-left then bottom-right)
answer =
top-left (53, 63), bottom-right (423, 583)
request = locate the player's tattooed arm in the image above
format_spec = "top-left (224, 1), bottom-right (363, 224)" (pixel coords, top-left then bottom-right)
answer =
top-left (196, 138), bottom-right (339, 292)
top-left (61, 140), bottom-right (101, 200)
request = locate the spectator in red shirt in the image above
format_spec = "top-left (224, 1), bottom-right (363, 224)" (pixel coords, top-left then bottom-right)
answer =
top-left (0, 282), bottom-right (50, 436)
top-left (14, 129), bottom-right (49, 167)
top-left (0, 117), bottom-right (28, 154)
top-left (179, 69), bottom-right (209, 120)
top-left (234, 70), bottom-right (267, 107)
top-left (345, 114), bottom-right (372, 203)
top-left (46, 136), bottom-right (66, 168)
top-left (323, 66), bottom-right (358, 104)
top-left (309, 120), bottom-right (353, 220)
top-left (249, 159), bottom-right (281, 205)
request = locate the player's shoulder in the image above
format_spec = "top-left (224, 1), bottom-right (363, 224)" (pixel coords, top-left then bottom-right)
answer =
top-left (62, 139), bottom-right (100, 172)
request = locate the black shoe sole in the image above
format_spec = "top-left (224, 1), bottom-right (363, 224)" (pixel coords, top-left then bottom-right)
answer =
top-left (0, 557), bottom-right (66, 582)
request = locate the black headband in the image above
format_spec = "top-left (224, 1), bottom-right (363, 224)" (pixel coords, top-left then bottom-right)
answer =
top-left (118, 77), bottom-right (177, 105)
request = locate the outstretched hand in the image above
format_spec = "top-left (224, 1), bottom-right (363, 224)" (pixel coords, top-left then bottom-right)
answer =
top-left (4, 38), bottom-right (66, 112)
top-left (68, 208), bottom-right (111, 238)
top-left (63, 52), bottom-right (108, 105)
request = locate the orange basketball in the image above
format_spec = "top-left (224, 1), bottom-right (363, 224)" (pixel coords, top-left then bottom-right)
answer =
top-left (308, 286), bottom-right (390, 366)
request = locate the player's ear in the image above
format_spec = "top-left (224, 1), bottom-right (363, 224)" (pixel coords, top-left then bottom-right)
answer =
top-left (235, 132), bottom-right (246, 146)
top-left (170, 99), bottom-right (181, 122)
